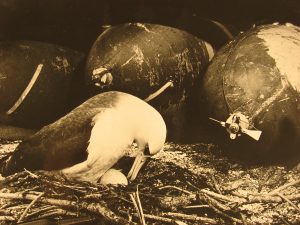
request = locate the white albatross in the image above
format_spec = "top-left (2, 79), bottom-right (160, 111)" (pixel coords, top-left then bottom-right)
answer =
top-left (0, 91), bottom-right (166, 183)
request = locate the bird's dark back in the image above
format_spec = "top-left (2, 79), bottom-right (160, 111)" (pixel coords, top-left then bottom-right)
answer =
top-left (2, 92), bottom-right (120, 174)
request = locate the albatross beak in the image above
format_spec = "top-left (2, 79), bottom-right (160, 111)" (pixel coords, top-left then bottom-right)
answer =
top-left (127, 153), bottom-right (149, 181)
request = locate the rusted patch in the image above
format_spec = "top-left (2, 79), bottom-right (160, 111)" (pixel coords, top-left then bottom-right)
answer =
top-left (51, 56), bottom-right (71, 74)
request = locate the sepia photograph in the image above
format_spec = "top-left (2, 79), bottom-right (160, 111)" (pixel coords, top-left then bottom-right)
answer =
top-left (0, 0), bottom-right (300, 224)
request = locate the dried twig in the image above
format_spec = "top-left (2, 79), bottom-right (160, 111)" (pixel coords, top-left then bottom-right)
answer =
top-left (23, 168), bottom-right (39, 178)
top-left (37, 175), bottom-right (88, 194)
top-left (34, 209), bottom-right (77, 219)
top-left (144, 81), bottom-right (174, 102)
top-left (0, 216), bottom-right (15, 221)
top-left (144, 214), bottom-right (180, 224)
top-left (130, 186), bottom-right (147, 225)
top-left (0, 203), bottom-right (11, 210)
top-left (205, 199), bottom-right (243, 224)
top-left (130, 194), bottom-right (144, 225)
top-left (53, 183), bottom-right (87, 194)
top-left (161, 212), bottom-right (218, 224)
top-left (277, 216), bottom-right (291, 225)
top-left (18, 192), bottom-right (44, 222)
top-left (200, 189), bottom-right (238, 203)
top-left (83, 193), bottom-right (103, 200)
top-left (136, 186), bottom-right (146, 225)
top-left (240, 213), bottom-right (247, 225)
top-left (184, 205), bottom-right (210, 209)
top-left (269, 179), bottom-right (300, 195)
top-left (6, 64), bottom-right (43, 115)
top-left (121, 210), bottom-right (184, 225)
top-left (21, 187), bottom-right (41, 195)
top-left (0, 192), bottom-right (132, 225)
top-left (186, 181), bottom-right (201, 191)
top-left (231, 191), bottom-right (248, 199)
top-left (159, 186), bottom-right (195, 195)
top-left (27, 205), bottom-right (58, 218)
top-left (202, 193), bottom-right (231, 211)
top-left (3, 204), bottom-right (27, 210)
top-left (275, 192), bottom-right (300, 213)
top-left (247, 193), bottom-right (300, 203)
top-left (211, 175), bottom-right (222, 194)
top-left (0, 202), bottom-right (18, 210)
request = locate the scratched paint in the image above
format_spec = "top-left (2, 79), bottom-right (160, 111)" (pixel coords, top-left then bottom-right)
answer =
top-left (258, 25), bottom-right (300, 92)
top-left (252, 77), bottom-right (289, 118)
top-left (135, 23), bottom-right (151, 32)
top-left (132, 45), bottom-right (145, 66)
top-left (121, 54), bottom-right (136, 67)
top-left (148, 69), bottom-right (160, 87)
top-left (176, 48), bottom-right (193, 74)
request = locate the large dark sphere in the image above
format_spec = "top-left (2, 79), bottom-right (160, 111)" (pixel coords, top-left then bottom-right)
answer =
top-left (85, 23), bottom-right (212, 141)
top-left (202, 24), bottom-right (300, 164)
top-left (0, 41), bottom-right (84, 128)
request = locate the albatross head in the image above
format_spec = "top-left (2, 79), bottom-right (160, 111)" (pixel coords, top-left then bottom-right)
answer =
top-left (127, 112), bottom-right (167, 181)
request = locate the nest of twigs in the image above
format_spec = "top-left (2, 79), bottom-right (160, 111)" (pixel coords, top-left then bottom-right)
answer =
top-left (0, 142), bottom-right (300, 225)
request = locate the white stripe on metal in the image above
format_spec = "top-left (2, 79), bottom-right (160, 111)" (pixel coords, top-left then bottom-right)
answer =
top-left (6, 64), bottom-right (43, 115)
